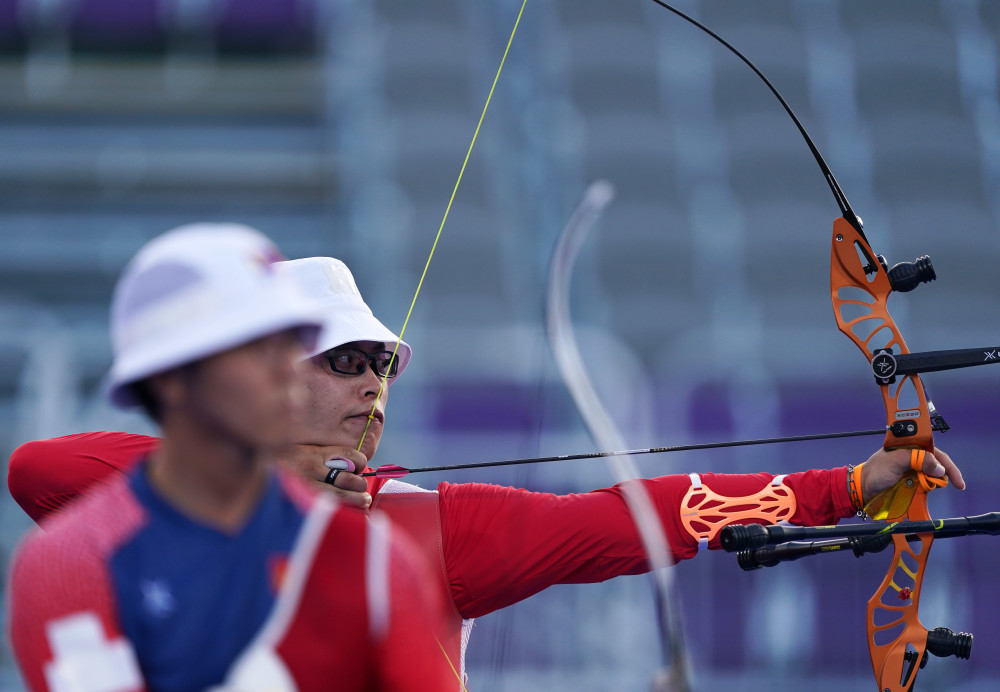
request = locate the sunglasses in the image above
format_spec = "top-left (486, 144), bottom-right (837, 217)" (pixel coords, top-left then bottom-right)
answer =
top-left (324, 347), bottom-right (399, 379)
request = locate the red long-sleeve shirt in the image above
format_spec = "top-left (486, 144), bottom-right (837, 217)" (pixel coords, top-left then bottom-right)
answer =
top-left (9, 431), bottom-right (854, 622)
top-left (9, 432), bottom-right (160, 524)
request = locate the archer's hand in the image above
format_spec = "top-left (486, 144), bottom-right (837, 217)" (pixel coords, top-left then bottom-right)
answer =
top-left (278, 445), bottom-right (372, 510)
top-left (860, 447), bottom-right (966, 500)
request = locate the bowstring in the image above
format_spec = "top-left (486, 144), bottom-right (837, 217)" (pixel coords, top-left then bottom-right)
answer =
top-left (356, 0), bottom-right (530, 455)
top-left (352, 4), bottom-right (529, 689)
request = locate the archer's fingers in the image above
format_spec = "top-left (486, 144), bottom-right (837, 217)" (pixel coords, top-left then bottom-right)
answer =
top-left (332, 469), bottom-right (369, 494)
top-left (928, 447), bottom-right (966, 490)
top-left (319, 458), bottom-right (373, 509)
top-left (312, 479), bottom-right (372, 510)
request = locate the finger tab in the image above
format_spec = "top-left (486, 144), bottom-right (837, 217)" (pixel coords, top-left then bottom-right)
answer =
top-left (324, 457), bottom-right (357, 473)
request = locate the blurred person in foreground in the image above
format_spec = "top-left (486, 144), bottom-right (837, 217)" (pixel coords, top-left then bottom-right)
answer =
top-left (6, 224), bottom-right (452, 692)
top-left (8, 251), bottom-right (966, 688)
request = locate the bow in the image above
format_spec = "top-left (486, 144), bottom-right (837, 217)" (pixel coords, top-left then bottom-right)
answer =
top-left (545, 181), bottom-right (690, 690)
top-left (831, 214), bottom-right (954, 692)
top-left (643, 3), bottom-right (983, 690)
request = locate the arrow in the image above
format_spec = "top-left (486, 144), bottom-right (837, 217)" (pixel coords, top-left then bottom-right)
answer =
top-left (361, 427), bottom-right (886, 478)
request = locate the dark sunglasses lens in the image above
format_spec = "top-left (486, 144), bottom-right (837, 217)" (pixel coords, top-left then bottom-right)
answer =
top-left (329, 350), bottom-right (367, 375)
top-left (373, 352), bottom-right (398, 378)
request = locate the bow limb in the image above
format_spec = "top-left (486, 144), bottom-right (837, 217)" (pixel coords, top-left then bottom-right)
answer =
top-left (545, 181), bottom-right (691, 692)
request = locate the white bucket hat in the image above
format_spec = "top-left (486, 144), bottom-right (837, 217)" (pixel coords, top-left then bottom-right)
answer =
top-left (105, 223), bottom-right (325, 409)
top-left (276, 257), bottom-right (411, 379)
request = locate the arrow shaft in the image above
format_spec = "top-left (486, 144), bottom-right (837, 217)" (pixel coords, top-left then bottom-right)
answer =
top-left (363, 428), bottom-right (886, 477)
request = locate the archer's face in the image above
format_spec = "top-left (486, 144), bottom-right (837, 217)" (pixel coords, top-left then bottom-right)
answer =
top-left (178, 331), bottom-right (305, 452)
top-left (290, 341), bottom-right (390, 464)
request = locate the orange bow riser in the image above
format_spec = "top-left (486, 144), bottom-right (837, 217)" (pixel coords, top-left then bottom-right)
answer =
top-left (831, 217), bottom-right (958, 690)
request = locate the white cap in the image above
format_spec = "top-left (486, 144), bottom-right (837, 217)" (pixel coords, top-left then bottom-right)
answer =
top-left (276, 257), bottom-right (411, 379)
top-left (105, 223), bottom-right (325, 409)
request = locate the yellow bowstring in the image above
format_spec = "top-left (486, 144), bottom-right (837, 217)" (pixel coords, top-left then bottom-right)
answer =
top-left (436, 636), bottom-right (471, 692)
top-left (357, 0), bottom-right (529, 455)
top-left (356, 6), bottom-right (528, 688)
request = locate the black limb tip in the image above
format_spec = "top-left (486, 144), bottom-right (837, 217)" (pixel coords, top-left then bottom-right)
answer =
top-left (720, 523), bottom-right (769, 552)
top-left (925, 627), bottom-right (973, 661)
top-left (886, 255), bottom-right (935, 293)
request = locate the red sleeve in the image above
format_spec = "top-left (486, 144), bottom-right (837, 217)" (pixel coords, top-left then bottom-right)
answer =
top-left (8, 432), bottom-right (159, 524)
top-left (439, 467), bottom-right (853, 618)
top-left (783, 466), bottom-right (853, 525)
top-left (8, 527), bottom-right (146, 692)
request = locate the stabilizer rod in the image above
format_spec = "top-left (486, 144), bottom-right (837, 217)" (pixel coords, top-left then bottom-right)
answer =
top-left (873, 346), bottom-right (1000, 383)
top-left (721, 512), bottom-right (1000, 553)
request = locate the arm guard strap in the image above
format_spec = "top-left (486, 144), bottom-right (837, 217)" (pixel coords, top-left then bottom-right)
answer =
top-left (680, 473), bottom-right (797, 550)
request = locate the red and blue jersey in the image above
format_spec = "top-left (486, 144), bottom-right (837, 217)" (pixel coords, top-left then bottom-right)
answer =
top-left (8, 462), bottom-right (454, 692)
top-left (117, 465), bottom-right (305, 690)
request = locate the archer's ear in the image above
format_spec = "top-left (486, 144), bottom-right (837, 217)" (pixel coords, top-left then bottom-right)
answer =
top-left (144, 368), bottom-right (193, 416)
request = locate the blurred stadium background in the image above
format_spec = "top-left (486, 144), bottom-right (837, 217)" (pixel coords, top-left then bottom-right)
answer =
top-left (2, 0), bottom-right (1000, 689)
